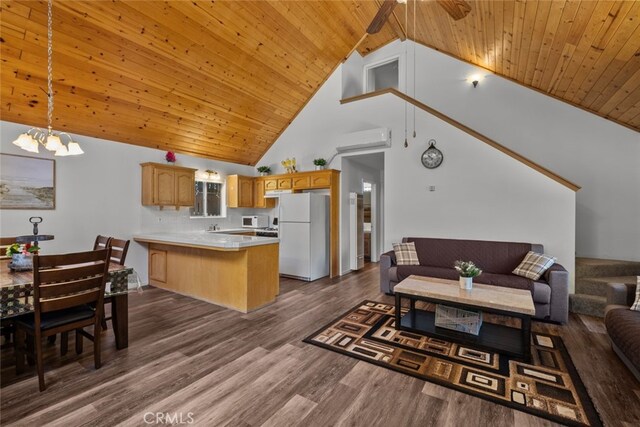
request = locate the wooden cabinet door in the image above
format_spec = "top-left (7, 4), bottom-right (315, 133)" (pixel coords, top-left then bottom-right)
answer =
top-left (277, 178), bottom-right (292, 189)
top-left (254, 179), bottom-right (266, 208)
top-left (238, 177), bottom-right (254, 207)
top-left (153, 168), bottom-right (175, 205)
top-left (175, 170), bottom-right (195, 206)
top-left (149, 248), bottom-right (167, 283)
top-left (292, 175), bottom-right (311, 189)
top-left (264, 179), bottom-right (278, 191)
top-left (310, 172), bottom-right (331, 188)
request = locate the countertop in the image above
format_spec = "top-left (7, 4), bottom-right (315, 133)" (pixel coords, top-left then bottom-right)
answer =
top-left (133, 231), bottom-right (279, 250)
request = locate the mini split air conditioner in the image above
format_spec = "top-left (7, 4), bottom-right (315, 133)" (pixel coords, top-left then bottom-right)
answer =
top-left (335, 127), bottom-right (391, 153)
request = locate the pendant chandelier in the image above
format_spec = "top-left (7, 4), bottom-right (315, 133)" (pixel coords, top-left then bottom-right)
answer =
top-left (12, 0), bottom-right (83, 156)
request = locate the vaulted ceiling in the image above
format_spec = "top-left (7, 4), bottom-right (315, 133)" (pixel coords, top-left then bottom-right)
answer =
top-left (361, 0), bottom-right (640, 132)
top-left (1, 1), bottom-right (638, 165)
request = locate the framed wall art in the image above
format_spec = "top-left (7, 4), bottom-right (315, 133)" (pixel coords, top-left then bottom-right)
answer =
top-left (0, 153), bottom-right (56, 209)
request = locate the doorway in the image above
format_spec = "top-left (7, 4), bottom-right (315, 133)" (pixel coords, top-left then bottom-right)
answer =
top-left (341, 152), bottom-right (384, 273)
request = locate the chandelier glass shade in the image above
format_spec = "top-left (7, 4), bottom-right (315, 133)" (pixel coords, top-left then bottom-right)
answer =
top-left (11, 0), bottom-right (83, 157)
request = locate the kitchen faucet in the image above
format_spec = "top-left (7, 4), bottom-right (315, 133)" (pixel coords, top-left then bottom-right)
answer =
top-left (207, 224), bottom-right (220, 231)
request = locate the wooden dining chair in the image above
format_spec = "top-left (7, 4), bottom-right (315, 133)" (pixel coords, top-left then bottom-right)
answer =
top-left (14, 248), bottom-right (111, 391)
top-left (101, 238), bottom-right (130, 330)
top-left (109, 238), bottom-right (130, 265)
top-left (93, 235), bottom-right (112, 251)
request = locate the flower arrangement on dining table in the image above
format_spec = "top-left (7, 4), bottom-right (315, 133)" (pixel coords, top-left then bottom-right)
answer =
top-left (6, 242), bottom-right (39, 256)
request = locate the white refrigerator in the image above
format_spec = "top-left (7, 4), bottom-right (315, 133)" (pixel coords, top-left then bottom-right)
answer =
top-left (279, 193), bottom-right (329, 281)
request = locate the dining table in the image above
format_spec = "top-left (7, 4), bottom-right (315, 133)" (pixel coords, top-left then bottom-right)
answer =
top-left (0, 262), bottom-right (134, 349)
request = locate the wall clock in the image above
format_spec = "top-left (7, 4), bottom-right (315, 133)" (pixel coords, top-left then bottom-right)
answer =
top-left (421, 139), bottom-right (443, 169)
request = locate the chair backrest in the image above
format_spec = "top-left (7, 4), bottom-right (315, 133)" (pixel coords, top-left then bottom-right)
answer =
top-left (109, 238), bottom-right (130, 265)
top-left (33, 249), bottom-right (111, 317)
top-left (94, 235), bottom-right (112, 251)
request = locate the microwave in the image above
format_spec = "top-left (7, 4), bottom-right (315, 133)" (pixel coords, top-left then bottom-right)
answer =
top-left (242, 215), bottom-right (269, 229)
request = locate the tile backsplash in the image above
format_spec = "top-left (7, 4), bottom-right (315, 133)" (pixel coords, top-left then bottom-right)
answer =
top-left (140, 207), bottom-right (260, 233)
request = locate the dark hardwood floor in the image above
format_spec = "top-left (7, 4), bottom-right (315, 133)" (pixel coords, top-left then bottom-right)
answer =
top-left (1, 263), bottom-right (639, 426)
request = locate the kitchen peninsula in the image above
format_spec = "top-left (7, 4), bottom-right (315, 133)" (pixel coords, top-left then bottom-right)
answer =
top-left (134, 232), bottom-right (279, 313)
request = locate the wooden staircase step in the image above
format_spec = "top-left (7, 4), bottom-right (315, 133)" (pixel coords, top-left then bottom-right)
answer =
top-left (575, 276), bottom-right (638, 297)
top-left (569, 294), bottom-right (607, 318)
top-left (576, 258), bottom-right (640, 278)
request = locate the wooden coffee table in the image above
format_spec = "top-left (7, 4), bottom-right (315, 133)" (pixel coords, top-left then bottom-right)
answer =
top-left (394, 275), bottom-right (536, 362)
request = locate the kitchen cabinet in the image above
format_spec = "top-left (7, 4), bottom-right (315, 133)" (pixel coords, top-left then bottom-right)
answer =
top-left (227, 175), bottom-right (254, 208)
top-left (141, 163), bottom-right (196, 208)
top-left (277, 178), bottom-right (292, 189)
top-left (264, 179), bottom-right (278, 191)
top-left (254, 179), bottom-right (276, 209)
top-left (310, 172), bottom-right (332, 188)
top-left (149, 248), bottom-right (167, 283)
top-left (292, 175), bottom-right (311, 189)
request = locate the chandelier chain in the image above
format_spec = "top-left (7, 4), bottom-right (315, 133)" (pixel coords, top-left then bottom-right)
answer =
top-left (47, 0), bottom-right (53, 133)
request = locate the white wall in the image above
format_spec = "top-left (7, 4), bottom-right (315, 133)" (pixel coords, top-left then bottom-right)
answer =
top-left (0, 120), bottom-right (255, 283)
top-left (257, 63), bottom-right (577, 288)
top-left (366, 40), bottom-right (639, 261)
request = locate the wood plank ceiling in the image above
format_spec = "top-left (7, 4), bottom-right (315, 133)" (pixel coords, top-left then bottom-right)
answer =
top-left (1, 1), bottom-right (638, 166)
top-left (362, 0), bottom-right (640, 132)
top-left (1, 0), bottom-right (391, 164)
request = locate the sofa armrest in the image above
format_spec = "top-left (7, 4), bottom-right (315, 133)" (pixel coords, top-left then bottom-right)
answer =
top-left (544, 263), bottom-right (569, 324)
top-left (607, 282), bottom-right (636, 307)
top-left (382, 250), bottom-right (396, 265)
top-left (380, 251), bottom-right (396, 294)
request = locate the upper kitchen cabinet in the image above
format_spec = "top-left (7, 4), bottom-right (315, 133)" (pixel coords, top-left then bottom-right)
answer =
top-left (141, 163), bottom-right (196, 209)
top-left (254, 178), bottom-right (276, 209)
top-left (227, 175), bottom-right (254, 208)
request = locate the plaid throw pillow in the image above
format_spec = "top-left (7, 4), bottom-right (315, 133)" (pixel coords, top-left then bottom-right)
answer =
top-left (631, 276), bottom-right (640, 311)
top-left (513, 251), bottom-right (557, 280)
top-left (393, 242), bottom-right (420, 266)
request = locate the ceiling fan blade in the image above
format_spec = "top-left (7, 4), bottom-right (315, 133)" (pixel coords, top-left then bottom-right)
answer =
top-left (366, 0), bottom-right (400, 34)
top-left (436, 0), bottom-right (472, 20)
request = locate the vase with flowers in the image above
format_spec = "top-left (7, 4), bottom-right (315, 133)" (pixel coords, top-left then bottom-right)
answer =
top-left (6, 242), bottom-right (40, 271)
top-left (454, 260), bottom-right (482, 290)
top-left (165, 151), bottom-right (176, 164)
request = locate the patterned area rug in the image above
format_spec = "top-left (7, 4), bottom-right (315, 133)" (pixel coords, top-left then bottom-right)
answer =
top-left (303, 301), bottom-right (602, 427)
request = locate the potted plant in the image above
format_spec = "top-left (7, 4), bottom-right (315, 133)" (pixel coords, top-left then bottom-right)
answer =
top-left (6, 242), bottom-right (39, 271)
top-left (313, 158), bottom-right (327, 170)
top-left (454, 260), bottom-right (482, 290)
top-left (257, 166), bottom-right (271, 176)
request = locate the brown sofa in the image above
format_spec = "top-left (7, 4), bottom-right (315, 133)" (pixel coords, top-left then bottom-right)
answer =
top-left (605, 281), bottom-right (640, 381)
top-left (380, 237), bottom-right (569, 323)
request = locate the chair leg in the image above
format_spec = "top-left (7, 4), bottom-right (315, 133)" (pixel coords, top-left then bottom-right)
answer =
top-left (35, 333), bottom-right (46, 392)
top-left (60, 331), bottom-right (68, 356)
top-left (94, 324), bottom-right (101, 369)
top-left (26, 335), bottom-right (35, 366)
top-left (75, 329), bottom-right (83, 354)
top-left (101, 314), bottom-right (108, 331)
top-left (15, 327), bottom-right (25, 374)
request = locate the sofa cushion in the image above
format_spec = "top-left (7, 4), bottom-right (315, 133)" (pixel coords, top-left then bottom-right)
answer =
top-left (392, 242), bottom-right (420, 266)
top-left (395, 267), bottom-right (533, 292)
top-left (513, 251), bottom-right (557, 280)
top-left (396, 266), bottom-right (459, 283)
top-left (533, 282), bottom-right (551, 304)
top-left (474, 272), bottom-right (533, 292)
top-left (404, 237), bottom-right (538, 275)
top-left (605, 308), bottom-right (640, 371)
